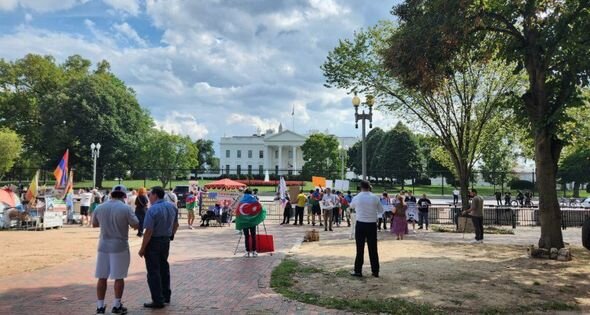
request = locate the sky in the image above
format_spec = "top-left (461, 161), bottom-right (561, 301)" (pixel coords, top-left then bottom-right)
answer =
top-left (0, 0), bottom-right (399, 150)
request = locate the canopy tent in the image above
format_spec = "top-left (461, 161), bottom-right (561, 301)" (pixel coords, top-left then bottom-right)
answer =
top-left (204, 178), bottom-right (247, 190)
top-left (0, 188), bottom-right (20, 208)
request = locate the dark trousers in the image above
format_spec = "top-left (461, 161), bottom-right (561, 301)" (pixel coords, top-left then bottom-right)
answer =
top-left (145, 237), bottom-right (171, 305)
top-left (282, 207), bottom-right (291, 224)
top-left (453, 195), bottom-right (458, 204)
top-left (354, 221), bottom-right (379, 275)
top-left (243, 227), bottom-right (256, 252)
top-left (418, 211), bottom-right (429, 228)
top-left (135, 211), bottom-right (145, 235)
top-left (295, 206), bottom-right (304, 225)
top-left (472, 216), bottom-right (484, 240)
top-left (332, 207), bottom-right (340, 225)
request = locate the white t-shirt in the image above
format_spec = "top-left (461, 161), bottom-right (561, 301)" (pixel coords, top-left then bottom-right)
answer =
top-left (321, 193), bottom-right (339, 209)
top-left (350, 192), bottom-right (384, 223)
top-left (80, 192), bottom-right (93, 207)
top-left (453, 190), bottom-right (459, 196)
top-left (92, 199), bottom-right (139, 253)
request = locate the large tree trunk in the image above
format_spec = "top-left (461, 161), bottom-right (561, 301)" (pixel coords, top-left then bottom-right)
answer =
top-left (458, 165), bottom-right (470, 210)
top-left (535, 130), bottom-right (564, 249)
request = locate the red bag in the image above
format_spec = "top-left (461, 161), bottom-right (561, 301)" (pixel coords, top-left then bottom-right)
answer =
top-left (256, 234), bottom-right (274, 253)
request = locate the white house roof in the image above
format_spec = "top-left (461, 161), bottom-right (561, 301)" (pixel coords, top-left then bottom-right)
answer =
top-left (264, 130), bottom-right (307, 143)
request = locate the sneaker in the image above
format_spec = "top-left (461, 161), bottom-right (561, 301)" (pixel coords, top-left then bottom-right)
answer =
top-left (244, 252), bottom-right (251, 257)
top-left (112, 304), bottom-right (128, 314)
top-left (188, 225), bottom-right (193, 230)
top-left (478, 240), bottom-right (484, 244)
top-left (96, 307), bottom-right (106, 314)
top-left (251, 251), bottom-right (258, 257)
top-left (470, 240), bottom-right (480, 244)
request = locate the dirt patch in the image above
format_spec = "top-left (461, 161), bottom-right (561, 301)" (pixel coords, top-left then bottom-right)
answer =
top-left (0, 226), bottom-right (103, 277)
top-left (291, 233), bottom-right (590, 313)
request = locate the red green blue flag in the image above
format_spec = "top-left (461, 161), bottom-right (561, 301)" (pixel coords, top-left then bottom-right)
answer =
top-left (54, 150), bottom-right (69, 188)
top-left (235, 193), bottom-right (266, 230)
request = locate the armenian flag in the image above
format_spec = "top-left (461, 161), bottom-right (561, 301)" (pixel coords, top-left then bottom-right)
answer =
top-left (53, 150), bottom-right (69, 188)
top-left (234, 193), bottom-right (266, 230)
top-left (64, 171), bottom-right (74, 208)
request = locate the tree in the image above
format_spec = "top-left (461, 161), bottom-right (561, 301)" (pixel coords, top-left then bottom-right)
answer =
top-left (301, 133), bottom-right (341, 179)
top-left (559, 148), bottom-right (590, 198)
top-left (373, 122), bottom-right (422, 188)
top-left (0, 54), bottom-right (153, 185)
top-left (479, 118), bottom-right (518, 188)
top-left (0, 128), bottom-right (22, 179)
top-left (139, 129), bottom-right (199, 188)
top-left (385, 1), bottom-right (590, 249)
top-left (322, 22), bottom-right (519, 210)
top-left (194, 139), bottom-right (216, 170)
top-left (347, 127), bottom-right (385, 179)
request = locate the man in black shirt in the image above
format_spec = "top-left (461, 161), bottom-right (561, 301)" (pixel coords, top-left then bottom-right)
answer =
top-left (417, 194), bottom-right (432, 230)
top-left (495, 191), bottom-right (502, 206)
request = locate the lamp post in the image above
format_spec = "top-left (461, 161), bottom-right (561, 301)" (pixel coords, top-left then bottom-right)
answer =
top-left (352, 93), bottom-right (374, 181)
top-left (91, 143), bottom-right (101, 188)
top-left (339, 145), bottom-right (349, 180)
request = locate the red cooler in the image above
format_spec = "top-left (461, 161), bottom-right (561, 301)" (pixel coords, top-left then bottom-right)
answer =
top-left (256, 234), bottom-right (274, 253)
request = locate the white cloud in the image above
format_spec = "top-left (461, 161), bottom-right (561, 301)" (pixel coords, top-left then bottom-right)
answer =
top-left (227, 113), bottom-right (280, 134)
top-left (24, 12), bottom-right (32, 22)
top-left (155, 111), bottom-right (209, 140)
top-left (102, 0), bottom-right (140, 16)
top-left (0, 0), bottom-right (86, 12)
top-left (113, 22), bottom-right (147, 47)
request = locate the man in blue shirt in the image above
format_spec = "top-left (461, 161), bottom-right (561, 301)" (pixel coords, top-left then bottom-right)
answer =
top-left (138, 186), bottom-right (179, 309)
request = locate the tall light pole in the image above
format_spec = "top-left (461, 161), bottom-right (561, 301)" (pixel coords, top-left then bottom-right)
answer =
top-left (352, 93), bottom-right (374, 181)
top-left (91, 143), bottom-right (101, 188)
top-left (339, 145), bottom-right (349, 180)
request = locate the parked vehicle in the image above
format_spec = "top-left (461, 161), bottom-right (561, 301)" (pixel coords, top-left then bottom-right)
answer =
top-left (173, 185), bottom-right (190, 208)
top-left (581, 198), bottom-right (590, 209)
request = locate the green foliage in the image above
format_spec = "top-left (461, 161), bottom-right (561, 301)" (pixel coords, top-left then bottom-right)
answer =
top-left (301, 133), bottom-right (341, 178)
top-left (194, 139), bottom-right (216, 169)
top-left (479, 117), bottom-right (519, 185)
top-left (559, 147), bottom-right (590, 185)
top-left (138, 129), bottom-right (199, 188)
top-left (322, 21), bottom-right (520, 209)
top-left (373, 122), bottom-right (422, 182)
top-left (0, 54), bottom-right (153, 185)
top-left (0, 128), bottom-right (22, 178)
top-left (509, 179), bottom-right (534, 191)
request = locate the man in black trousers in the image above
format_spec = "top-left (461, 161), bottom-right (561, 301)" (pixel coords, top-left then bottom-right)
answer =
top-left (348, 180), bottom-right (383, 278)
top-left (138, 186), bottom-right (179, 309)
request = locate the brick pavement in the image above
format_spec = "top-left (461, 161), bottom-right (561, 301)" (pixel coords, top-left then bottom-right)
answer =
top-left (0, 223), bottom-right (350, 315)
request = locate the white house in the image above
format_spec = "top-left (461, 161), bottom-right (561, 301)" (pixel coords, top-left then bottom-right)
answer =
top-left (219, 125), bottom-right (358, 176)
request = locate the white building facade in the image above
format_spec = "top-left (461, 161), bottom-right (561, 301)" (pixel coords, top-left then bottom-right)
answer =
top-left (219, 128), bottom-right (358, 176)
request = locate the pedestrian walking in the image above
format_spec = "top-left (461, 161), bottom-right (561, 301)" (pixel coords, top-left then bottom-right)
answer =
top-left (138, 186), bottom-right (179, 309)
top-left (417, 194), bottom-right (431, 230)
top-left (349, 181), bottom-right (382, 277)
top-left (310, 188), bottom-right (323, 226)
top-left (134, 187), bottom-right (149, 237)
top-left (294, 190), bottom-right (306, 225)
top-left (80, 188), bottom-right (93, 226)
top-left (379, 192), bottom-right (391, 231)
top-left (92, 185), bottom-right (139, 315)
top-left (391, 195), bottom-right (408, 240)
top-left (463, 189), bottom-right (484, 244)
top-left (504, 192), bottom-right (511, 206)
top-left (495, 191), bottom-right (502, 206)
top-left (186, 190), bottom-right (196, 229)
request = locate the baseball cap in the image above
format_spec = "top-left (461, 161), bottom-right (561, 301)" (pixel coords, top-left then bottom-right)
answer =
top-left (111, 185), bottom-right (128, 198)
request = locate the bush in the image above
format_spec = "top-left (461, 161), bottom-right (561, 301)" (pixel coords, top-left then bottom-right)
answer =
top-left (509, 179), bottom-right (534, 190)
top-left (414, 177), bottom-right (432, 185)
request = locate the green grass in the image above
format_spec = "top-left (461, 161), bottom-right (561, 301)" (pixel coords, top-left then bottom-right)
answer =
top-left (270, 258), bottom-right (444, 315)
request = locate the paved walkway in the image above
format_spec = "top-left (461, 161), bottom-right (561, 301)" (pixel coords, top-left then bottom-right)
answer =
top-left (0, 221), bottom-right (584, 315)
top-left (0, 223), bottom-right (348, 315)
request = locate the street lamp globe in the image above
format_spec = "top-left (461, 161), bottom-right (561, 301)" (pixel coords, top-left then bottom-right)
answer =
top-left (352, 94), bottom-right (361, 107)
top-left (96, 143), bottom-right (101, 150)
top-left (91, 143), bottom-right (96, 150)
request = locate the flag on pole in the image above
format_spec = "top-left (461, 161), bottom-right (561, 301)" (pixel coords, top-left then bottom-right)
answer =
top-left (25, 170), bottom-right (39, 201)
top-left (234, 193), bottom-right (266, 230)
top-left (53, 149), bottom-right (69, 188)
top-left (64, 170), bottom-right (74, 208)
top-left (291, 105), bottom-right (295, 116)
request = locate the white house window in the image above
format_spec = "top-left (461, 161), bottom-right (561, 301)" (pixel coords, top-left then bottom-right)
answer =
top-left (259, 150), bottom-right (264, 159)
top-left (237, 150), bottom-right (242, 158)
top-left (226, 150), bottom-right (230, 158)
top-left (275, 150), bottom-right (278, 159)
top-left (248, 150), bottom-right (252, 158)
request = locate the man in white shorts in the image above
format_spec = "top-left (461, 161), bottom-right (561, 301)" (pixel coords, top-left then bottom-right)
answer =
top-left (92, 185), bottom-right (139, 314)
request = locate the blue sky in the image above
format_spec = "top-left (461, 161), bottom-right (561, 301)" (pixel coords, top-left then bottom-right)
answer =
top-left (0, 0), bottom-right (399, 148)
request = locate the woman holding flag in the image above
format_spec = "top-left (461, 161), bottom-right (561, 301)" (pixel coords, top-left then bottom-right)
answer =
top-left (235, 189), bottom-right (266, 258)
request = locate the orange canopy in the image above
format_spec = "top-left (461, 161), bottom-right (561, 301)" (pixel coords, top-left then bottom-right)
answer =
top-left (204, 178), bottom-right (247, 190)
top-left (0, 188), bottom-right (18, 207)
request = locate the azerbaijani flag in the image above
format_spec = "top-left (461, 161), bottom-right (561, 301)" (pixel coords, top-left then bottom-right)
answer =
top-left (53, 150), bottom-right (69, 188)
top-left (234, 193), bottom-right (266, 230)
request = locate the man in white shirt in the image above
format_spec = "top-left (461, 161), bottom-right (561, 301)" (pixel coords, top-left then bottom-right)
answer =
top-left (453, 188), bottom-right (459, 205)
top-left (80, 189), bottom-right (93, 227)
top-left (348, 180), bottom-right (383, 278)
top-left (321, 188), bottom-right (339, 232)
